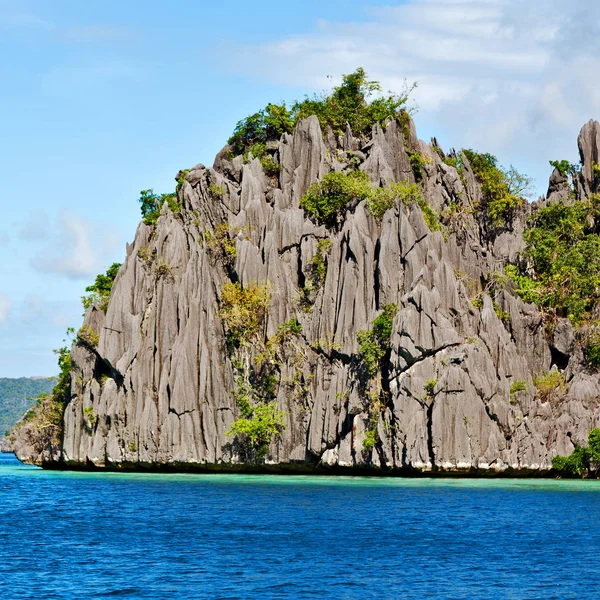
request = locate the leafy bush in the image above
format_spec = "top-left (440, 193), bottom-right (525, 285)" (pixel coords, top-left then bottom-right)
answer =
top-left (228, 68), bottom-right (416, 158)
top-left (83, 406), bottom-right (97, 426)
top-left (139, 189), bottom-right (181, 225)
top-left (137, 247), bottom-right (154, 264)
top-left (302, 169), bottom-right (432, 228)
top-left (362, 394), bottom-right (384, 451)
top-left (227, 402), bottom-right (286, 458)
top-left (505, 195), bottom-right (600, 322)
top-left (301, 170), bottom-right (372, 227)
top-left (81, 263), bottom-right (121, 311)
top-left (552, 445), bottom-right (589, 476)
top-left (299, 239), bottom-right (334, 308)
top-left (357, 304), bottom-right (398, 377)
top-left (552, 428), bottom-right (600, 477)
top-left (585, 332), bottom-right (600, 368)
top-left (229, 103), bottom-right (295, 155)
top-left (365, 181), bottom-right (421, 221)
top-left (407, 150), bottom-right (425, 182)
top-left (293, 68), bottom-right (415, 138)
top-left (509, 381), bottom-right (527, 403)
top-left (462, 149), bottom-right (529, 226)
top-left (362, 427), bottom-right (379, 450)
top-left (176, 169), bottom-right (190, 193)
top-left (509, 381), bottom-right (527, 395)
top-left (242, 142), bottom-right (280, 176)
top-left (205, 223), bottom-right (238, 262)
top-left (309, 239), bottom-right (333, 286)
top-left (77, 325), bottom-right (100, 348)
top-left (417, 198), bottom-right (441, 232)
top-left (276, 318), bottom-right (303, 340)
top-left (424, 379), bottom-right (437, 396)
top-left (549, 160), bottom-right (578, 178)
top-left (534, 371), bottom-right (566, 402)
top-left (219, 281), bottom-right (272, 346)
top-left (208, 183), bottom-right (225, 198)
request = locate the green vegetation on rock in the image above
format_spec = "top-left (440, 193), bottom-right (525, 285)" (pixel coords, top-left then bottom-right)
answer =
top-left (549, 159), bottom-right (578, 178)
top-left (357, 304), bottom-right (398, 377)
top-left (76, 325), bottom-right (100, 348)
top-left (219, 281), bottom-right (272, 348)
top-left (228, 68), bottom-right (416, 157)
top-left (0, 378), bottom-right (54, 438)
top-left (7, 342), bottom-right (73, 455)
top-left (139, 189), bottom-right (181, 225)
top-left (505, 194), bottom-right (600, 323)
top-left (462, 149), bottom-right (530, 226)
top-left (585, 332), bottom-right (600, 368)
top-left (301, 169), bottom-right (434, 229)
top-left (81, 263), bottom-right (121, 312)
top-left (300, 170), bottom-right (372, 227)
top-left (534, 371), bottom-right (566, 402)
top-left (227, 400), bottom-right (286, 460)
top-left (552, 428), bottom-right (600, 477)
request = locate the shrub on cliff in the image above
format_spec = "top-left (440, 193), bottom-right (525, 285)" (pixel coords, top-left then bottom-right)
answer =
top-left (461, 149), bottom-right (531, 226)
top-left (301, 170), bottom-right (372, 227)
top-left (301, 169), bottom-right (437, 229)
top-left (357, 304), bottom-right (398, 377)
top-left (81, 263), bottom-right (121, 312)
top-left (139, 189), bottom-right (181, 225)
top-left (506, 194), bottom-right (600, 323)
top-left (219, 281), bottom-right (272, 347)
top-left (227, 402), bottom-right (286, 459)
top-left (229, 103), bottom-right (295, 155)
top-left (293, 68), bottom-right (415, 138)
top-left (552, 428), bottom-right (600, 477)
top-left (228, 68), bottom-right (416, 157)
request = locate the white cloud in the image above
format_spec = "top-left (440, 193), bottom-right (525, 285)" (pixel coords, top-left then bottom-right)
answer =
top-left (30, 209), bottom-right (121, 280)
top-left (230, 0), bottom-right (600, 192)
top-left (0, 293), bottom-right (12, 324)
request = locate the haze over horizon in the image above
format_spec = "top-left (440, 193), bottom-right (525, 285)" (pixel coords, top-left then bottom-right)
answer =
top-left (1, 0), bottom-right (599, 377)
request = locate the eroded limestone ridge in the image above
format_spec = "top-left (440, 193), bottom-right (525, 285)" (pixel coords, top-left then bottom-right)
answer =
top-left (13, 114), bottom-right (600, 474)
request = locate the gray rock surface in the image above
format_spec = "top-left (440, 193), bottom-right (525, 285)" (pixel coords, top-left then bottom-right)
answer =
top-left (14, 117), bottom-right (600, 473)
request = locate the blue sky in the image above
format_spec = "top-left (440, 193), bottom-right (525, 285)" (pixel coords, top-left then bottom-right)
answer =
top-left (1, 0), bottom-right (599, 377)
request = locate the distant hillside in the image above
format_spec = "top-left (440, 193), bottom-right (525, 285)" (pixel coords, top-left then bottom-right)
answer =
top-left (0, 378), bottom-right (54, 438)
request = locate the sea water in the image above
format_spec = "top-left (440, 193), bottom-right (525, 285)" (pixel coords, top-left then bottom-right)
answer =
top-left (1, 452), bottom-right (599, 599)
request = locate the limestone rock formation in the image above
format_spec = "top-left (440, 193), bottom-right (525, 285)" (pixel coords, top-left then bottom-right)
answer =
top-left (14, 115), bottom-right (600, 474)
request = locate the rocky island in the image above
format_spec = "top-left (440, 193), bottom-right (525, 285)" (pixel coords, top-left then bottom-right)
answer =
top-left (11, 70), bottom-right (600, 476)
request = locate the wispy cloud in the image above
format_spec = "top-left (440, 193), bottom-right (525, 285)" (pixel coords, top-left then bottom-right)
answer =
top-left (231, 0), bottom-right (600, 187)
top-left (0, 232), bottom-right (9, 245)
top-left (30, 209), bottom-right (121, 280)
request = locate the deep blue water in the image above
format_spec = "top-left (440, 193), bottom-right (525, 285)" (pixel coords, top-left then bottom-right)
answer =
top-left (1, 453), bottom-right (600, 599)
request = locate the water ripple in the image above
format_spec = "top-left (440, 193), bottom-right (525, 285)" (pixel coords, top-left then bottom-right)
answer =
top-left (1, 453), bottom-right (600, 598)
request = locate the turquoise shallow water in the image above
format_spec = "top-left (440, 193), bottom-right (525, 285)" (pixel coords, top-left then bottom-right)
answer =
top-left (1, 453), bottom-right (600, 598)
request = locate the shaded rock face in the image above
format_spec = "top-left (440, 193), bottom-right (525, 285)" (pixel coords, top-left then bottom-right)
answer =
top-left (17, 117), bottom-right (600, 473)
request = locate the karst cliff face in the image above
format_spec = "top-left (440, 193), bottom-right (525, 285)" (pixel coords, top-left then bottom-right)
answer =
top-left (14, 115), bottom-right (600, 473)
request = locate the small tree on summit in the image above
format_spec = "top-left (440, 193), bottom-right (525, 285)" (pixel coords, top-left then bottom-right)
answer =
top-left (228, 68), bottom-right (417, 156)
